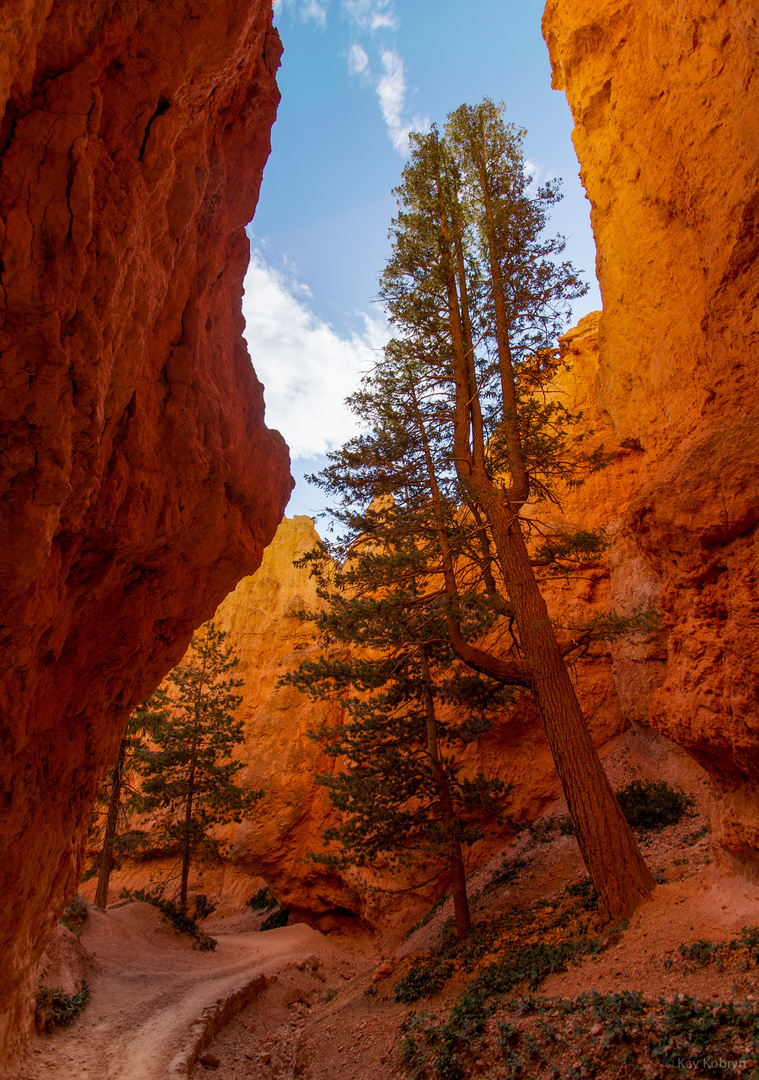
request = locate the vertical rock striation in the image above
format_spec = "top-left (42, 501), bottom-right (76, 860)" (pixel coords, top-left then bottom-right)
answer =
top-left (543, 0), bottom-right (759, 868)
top-left (0, 0), bottom-right (291, 1064)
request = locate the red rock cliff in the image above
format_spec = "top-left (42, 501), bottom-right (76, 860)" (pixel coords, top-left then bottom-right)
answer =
top-left (542, 1), bottom-right (759, 869)
top-left (0, 0), bottom-right (290, 1064)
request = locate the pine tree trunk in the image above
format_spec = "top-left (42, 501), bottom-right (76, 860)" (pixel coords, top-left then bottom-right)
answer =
top-left (441, 126), bottom-right (655, 924)
top-left (94, 739), bottom-right (126, 910)
top-left (179, 743), bottom-right (197, 915)
top-left (484, 498), bottom-right (655, 922)
top-left (419, 647), bottom-right (471, 939)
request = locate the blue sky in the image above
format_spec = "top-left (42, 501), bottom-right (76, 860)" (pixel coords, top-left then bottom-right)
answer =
top-left (241, 0), bottom-right (601, 522)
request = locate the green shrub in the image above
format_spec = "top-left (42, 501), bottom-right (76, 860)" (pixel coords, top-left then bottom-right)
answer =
top-left (488, 857), bottom-right (528, 890)
top-left (193, 894), bottom-right (216, 920)
top-left (394, 960), bottom-right (454, 1004)
top-left (248, 886), bottom-right (278, 913)
top-left (59, 894), bottom-right (88, 934)
top-left (35, 982), bottom-right (90, 1030)
top-left (678, 939), bottom-right (718, 966)
top-left (565, 878), bottom-right (598, 909)
top-left (615, 779), bottom-right (694, 832)
top-left (260, 906), bottom-right (289, 931)
top-left (558, 815), bottom-right (575, 836)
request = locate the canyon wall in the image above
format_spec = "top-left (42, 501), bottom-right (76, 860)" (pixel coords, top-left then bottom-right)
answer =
top-left (0, 0), bottom-right (290, 1065)
top-left (543, 0), bottom-right (759, 869)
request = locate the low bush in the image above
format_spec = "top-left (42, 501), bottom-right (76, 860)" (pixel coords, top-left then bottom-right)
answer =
top-left (488, 857), bottom-right (528, 891)
top-left (249, 886), bottom-right (278, 913)
top-left (35, 982), bottom-right (90, 1031)
top-left (615, 779), bottom-right (694, 832)
top-left (394, 961), bottom-right (454, 1004)
top-left (59, 894), bottom-right (88, 934)
top-left (260, 906), bottom-right (289, 931)
top-left (193, 893), bottom-right (216, 920)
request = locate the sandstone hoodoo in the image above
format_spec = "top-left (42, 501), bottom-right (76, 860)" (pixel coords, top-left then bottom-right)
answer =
top-left (0, 0), bottom-right (291, 1067)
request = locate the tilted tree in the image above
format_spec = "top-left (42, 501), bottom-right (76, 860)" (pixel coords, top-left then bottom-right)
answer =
top-left (135, 622), bottom-right (261, 913)
top-left (84, 697), bottom-right (166, 909)
top-left (283, 505), bottom-right (512, 939)
top-left (311, 99), bottom-right (654, 922)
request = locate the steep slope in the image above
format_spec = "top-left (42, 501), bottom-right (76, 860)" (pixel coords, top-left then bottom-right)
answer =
top-left (542, 0), bottom-right (759, 868)
top-left (0, 0), bottom-right (290, 1068)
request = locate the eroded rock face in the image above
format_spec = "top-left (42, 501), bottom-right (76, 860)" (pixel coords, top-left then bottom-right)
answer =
top-left (0, 0), bottom-right (290, 1064)
top-left (213, 517), bottom-right (355, 927)
top-left (543, 0), bottom-right (759, 867)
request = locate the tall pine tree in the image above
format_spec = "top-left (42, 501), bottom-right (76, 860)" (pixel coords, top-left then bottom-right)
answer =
top-left (85, 697), bottom-right (165, 909)
top-left (135, 622), bottom-right (260, 913)
top-left (283, 509), bottom-right (511, 939)
top-left (308, 99), bottom-right (654, 922)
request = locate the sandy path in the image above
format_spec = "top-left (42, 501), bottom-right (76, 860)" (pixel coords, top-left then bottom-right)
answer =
top-left (22, 904), bottom-right (360, 1080)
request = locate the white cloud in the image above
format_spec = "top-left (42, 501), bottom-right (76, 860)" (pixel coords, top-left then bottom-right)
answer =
top-left (276, 0), bottom-right (327, 26)
top-left (377, 49), bottom-right (429, 155)
top-left (242, 252), bottom-right (385, 459)
top-left (279, 0), bottom-right (425, 156)
top-left (343, 0), bottom-right (398, 32)
top-left (347, 42), bottom-right (370, 78)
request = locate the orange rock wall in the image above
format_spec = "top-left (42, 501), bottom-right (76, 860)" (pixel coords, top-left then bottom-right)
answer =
top-left (543, 0), bottom-right (759, 868)
top-left (0, 0), bottom-right (290, 1065)
top-left (212, 517), bottom-right (357, 927)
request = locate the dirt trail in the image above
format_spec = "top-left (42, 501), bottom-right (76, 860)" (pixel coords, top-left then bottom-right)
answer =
top-left (23, 731), bottom-right (759, 1080)
top-left (22, 904), bottom-right (364, 1080)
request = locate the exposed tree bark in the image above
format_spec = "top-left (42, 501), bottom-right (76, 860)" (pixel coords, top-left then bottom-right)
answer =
top-left (433, 116), bottom-right (654, 922)
top-left (93, 738), bottom-right (127, 910)
top-left (477, 493), bottom-right (654, 921)
top-left (419, 646), bottom-right (470, 939)
top-left (179, 735), bottom-right (197, 915)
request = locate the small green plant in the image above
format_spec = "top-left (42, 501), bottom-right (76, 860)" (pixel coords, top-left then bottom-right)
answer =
top-left (740, 925), bottom-right (759, 963)
top-left (565, 878), bottom-right (598, 909)
top-left (260, 906), bottom-right (289, 931)
top-left (678, 938), bottom-right (717, 966)
top-left (120, 888), bottom-right (216, 950)
top-left (59, 895), bottom-right (88, 935)
top-left (35, 982), bottom-right (90, 1030)
top-left (683, 825), bottom-right (708, 846)
top-left (488, 856), bottom-right (528, 890)
top-left (477, 939), bottom-right (597, 995)
top-left (527, 818), bottom-right (558, 844)
top-left (248, 886), bottom-right (278, 912)
top-left (615, 779), bottom-right (694, 832)
top-left (193, 893), bottom-right (216, 920)
top-left (394, 960), bottom-right (454, 1004)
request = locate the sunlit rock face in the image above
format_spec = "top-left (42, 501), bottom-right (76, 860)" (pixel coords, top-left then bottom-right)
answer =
top-left (213, 517), bottom-right (355, 928)
top-left (0, 0), bottom-right (290, 1066)
top-left (543, 0), bottom-right (759, 870)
